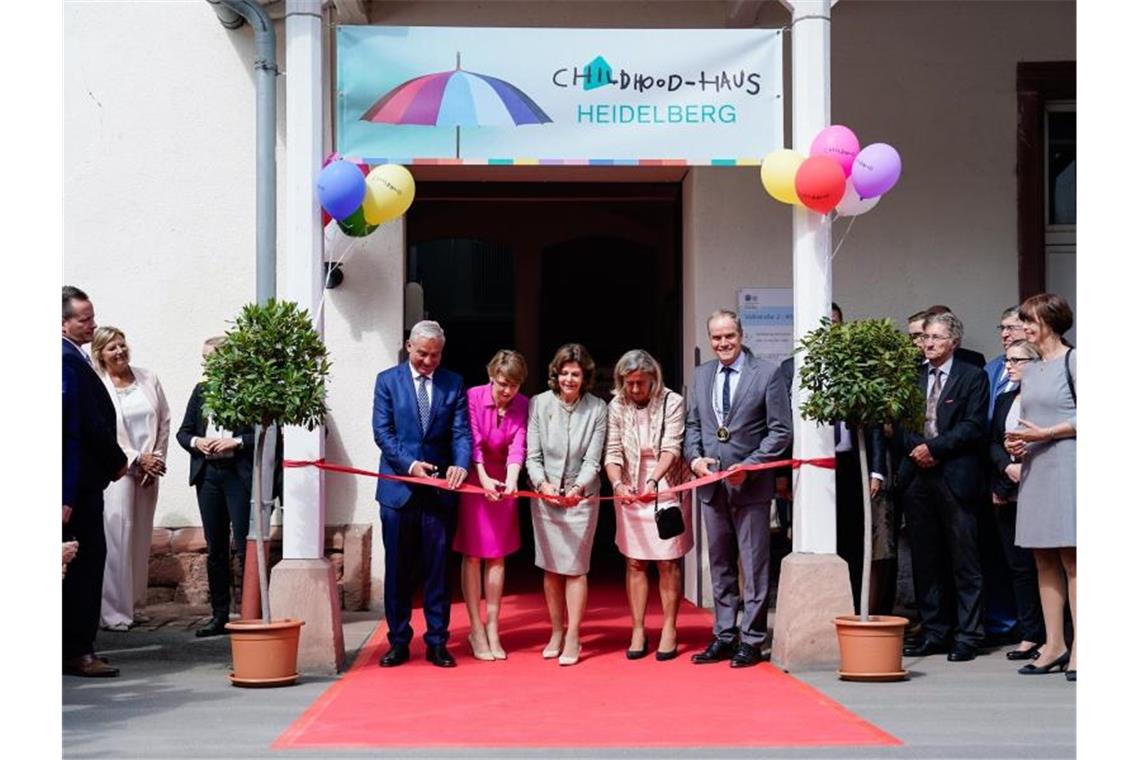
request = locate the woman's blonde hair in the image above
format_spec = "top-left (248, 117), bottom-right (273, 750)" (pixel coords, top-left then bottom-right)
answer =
top-left (1006, 339), bottom-right (1042, 361)
top-left (486, 349), bottom-right (528, 386)
top-left (91, 326), bottom-right (126, 375)
top-left (612, 349), bottom-right (664, 400)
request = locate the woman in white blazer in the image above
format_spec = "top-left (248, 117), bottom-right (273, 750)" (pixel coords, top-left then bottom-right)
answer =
top-left (92, 326), bottom-right (170, 630)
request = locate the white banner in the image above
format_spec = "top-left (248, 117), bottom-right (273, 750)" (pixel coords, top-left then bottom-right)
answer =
top-left (337, 26), bottom-right (783, 165)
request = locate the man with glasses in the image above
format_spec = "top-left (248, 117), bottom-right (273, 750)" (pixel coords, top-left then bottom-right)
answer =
top-left (898, 312), bottom-right (990, 662)
top-left (984, 306), bottom-right (1026, 420)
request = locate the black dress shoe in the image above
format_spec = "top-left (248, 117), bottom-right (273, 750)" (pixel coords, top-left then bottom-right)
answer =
top-left (730, 641), bottom-right (764, 668)
top-left (1018, 651), bottom-right (1070, 675)
top-left (426, 645), bottom-right (457, 668)
top-left (902, 638), bottom-right (949, 657)
top-left (379, 645), bottom-right (410, 667)
top-left (626, 643), bottom-right (650, 660)
top-left (655, 648), bottom-right (679, 662)
top-left (194, 618), bottom-right (229, 638)
top-left (947, 644), bottom-right (976, 662)
top-left (1006, 646), bottom-right (1041, 661)
top-left (691, 638), bottom-right (737, 664)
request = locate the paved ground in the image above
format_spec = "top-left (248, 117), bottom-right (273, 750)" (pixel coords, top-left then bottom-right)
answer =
top-left (62, 602), bottom-right (1075, 759)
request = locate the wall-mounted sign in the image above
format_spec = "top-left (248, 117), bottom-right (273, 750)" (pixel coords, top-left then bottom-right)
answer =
top-left (738, 287), bottom-right (794, 364)
top-left (336, 26), bottom-right (783, 166)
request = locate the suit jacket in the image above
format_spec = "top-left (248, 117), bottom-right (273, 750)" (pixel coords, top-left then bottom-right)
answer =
top-left (99, 365), bottom-right (171, 466)
top-left (372, 363), bottom-right (472, 509)
top-left (955, 346), bottom-right (986, 369)
top-left (175, 382), bottom-right (254, 490)
top-left (988, 387), bottom-right (1021, 502)
top-left (683, 353), bottom-right (792, 505)
top-left (897, 360), bottom-right (990, 504)
top-left (62, 339), bottom-right (128, 507)
top-left (983, 355), bottom-right (1011, 421)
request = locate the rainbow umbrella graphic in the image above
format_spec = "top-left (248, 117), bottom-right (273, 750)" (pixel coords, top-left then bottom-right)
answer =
top-left (360, 53), bottom-right (552, 158)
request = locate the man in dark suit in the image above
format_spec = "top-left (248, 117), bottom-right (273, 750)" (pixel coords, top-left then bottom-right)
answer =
top-left (914, 305), bottom-right (986, 368)
top-left (372, 320), bottom-right (472, 667)
top-left (176, 336), bottom-right (254, 638)
top-left (683, 309), bottom-right (791, 668)
top-left (899, 311), bottom-right (990, 661)
top-left (62, 285), bottom-right (128, 677)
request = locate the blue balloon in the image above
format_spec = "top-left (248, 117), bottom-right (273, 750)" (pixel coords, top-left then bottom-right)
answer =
top-left (317, 160), bottom-right (367, 221)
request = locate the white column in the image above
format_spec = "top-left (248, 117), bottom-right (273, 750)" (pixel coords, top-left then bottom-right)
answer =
top-left (282, 0), bottom-right (326, 560)
top-left (783, 0), bottom-right (836, 554)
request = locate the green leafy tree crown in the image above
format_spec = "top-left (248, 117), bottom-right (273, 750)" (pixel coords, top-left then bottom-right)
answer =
top-left (202, 299), bottom-right (331, 431)
top-left (797, 317), bottom-right (925, 431)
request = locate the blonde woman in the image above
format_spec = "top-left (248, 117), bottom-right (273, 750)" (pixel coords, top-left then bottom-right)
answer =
top-left (604, 350), bottom-right (692, 661)
top-left (91, 326), bottom-right (170, 630)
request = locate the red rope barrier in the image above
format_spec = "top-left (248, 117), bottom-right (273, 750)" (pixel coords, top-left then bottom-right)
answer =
top-left (283, 456), bottom-right (835, 505)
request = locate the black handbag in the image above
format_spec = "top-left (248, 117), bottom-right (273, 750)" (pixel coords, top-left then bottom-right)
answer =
top-left (654, 496), bottom-right (685, 540)
top-left (652, 392), bottom-right (685, 540)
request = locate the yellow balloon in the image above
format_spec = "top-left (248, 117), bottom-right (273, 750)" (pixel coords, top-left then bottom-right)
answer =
top-left (362, 164), bottom-right (416, 225)
top-left (760, 149), bottom-right (805, 205)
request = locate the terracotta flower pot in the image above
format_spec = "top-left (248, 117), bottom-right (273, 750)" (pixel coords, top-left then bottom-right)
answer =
top-left (833, 614), bottom-right (909, 682)
top-left (226, 618), bottom-right (305, 687)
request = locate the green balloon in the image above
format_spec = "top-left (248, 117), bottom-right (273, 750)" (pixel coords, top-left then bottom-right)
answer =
top-left (337, 207), bottom-right (378, 237)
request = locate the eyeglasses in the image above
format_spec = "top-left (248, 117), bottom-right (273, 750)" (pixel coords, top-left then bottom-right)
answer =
top-left (908, 332), bottom-right (924, 339)
top-left (997, 324), bottom-right (1024, 333)
top-left (921, 334), bottom-right (953, 343)
top-left (1004, 356), bottom-right (1033, 365)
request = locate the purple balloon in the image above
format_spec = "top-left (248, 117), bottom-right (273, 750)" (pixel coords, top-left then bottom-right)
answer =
top-left (317, 160), bottom-right (367, 221)
top-left (851, 143), bottom-right (902, 199)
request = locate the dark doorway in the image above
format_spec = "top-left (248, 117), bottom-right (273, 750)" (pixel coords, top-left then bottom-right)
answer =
top-left (407, 182), bottom-right (683, 586)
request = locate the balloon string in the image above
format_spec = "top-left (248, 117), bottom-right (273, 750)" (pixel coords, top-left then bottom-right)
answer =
top-left (314, 229), bottom-right (362, 325)
top-left (830, 215), bottom-right (857, 262)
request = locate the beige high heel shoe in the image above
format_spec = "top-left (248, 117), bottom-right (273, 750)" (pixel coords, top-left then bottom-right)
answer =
top-left (468, 632), bottom-right (494, 662)
top-left (487, 623), bottom-right (507, 660)
top-left (558, 639), bottom-right (581, 666)
top-left (541, 632), bottom-right (564, 659)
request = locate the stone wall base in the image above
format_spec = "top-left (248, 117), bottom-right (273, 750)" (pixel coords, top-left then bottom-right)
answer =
top-left (770, 552), bottom-right (854, 672)
top-left (148, 524), bottom-right (371, 612)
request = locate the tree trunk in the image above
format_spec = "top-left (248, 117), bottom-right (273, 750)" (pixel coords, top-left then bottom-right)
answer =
top-left (253, 424), bottom-right (271, 623)
top-left (856, 425), bottom-right (872, 622)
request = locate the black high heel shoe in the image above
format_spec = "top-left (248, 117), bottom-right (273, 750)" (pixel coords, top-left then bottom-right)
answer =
top-left (1018, 651), bottom-right (1070, 675)
top-left (1006, 645), bottom-right (1040, 661)
top-left (1065, 669), bottom-right (1076, 682)
top-left (626, 642), bottom-right (651, 660)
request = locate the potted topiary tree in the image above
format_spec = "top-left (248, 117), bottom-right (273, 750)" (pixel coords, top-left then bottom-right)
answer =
top-left (797, 317), bottom-right (924, 681)
top-left (202, 299), bottom-right (331, 686)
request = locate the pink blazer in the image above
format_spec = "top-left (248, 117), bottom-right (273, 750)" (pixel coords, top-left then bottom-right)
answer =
top-left (99, 365), bottom-right (171, 464)
top-left (467, 383), bottom-right (528, 467)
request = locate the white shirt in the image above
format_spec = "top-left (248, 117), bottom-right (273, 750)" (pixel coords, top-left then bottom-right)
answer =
top-left (925, 356), bottom-right (954, 397)
top-left (712, 352), bottom-right (746, 426)
top-left (409, 364), bottom-right (434, 408)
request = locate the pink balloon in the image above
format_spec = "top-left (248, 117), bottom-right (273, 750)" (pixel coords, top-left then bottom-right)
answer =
top-left (810, 125), bottom-right (861, 177)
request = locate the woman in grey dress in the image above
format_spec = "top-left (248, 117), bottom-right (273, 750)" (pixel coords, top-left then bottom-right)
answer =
top-left (526, 343), bottom-right (608, 666)
top-left (1005, 293), bottom-right (1076, 681)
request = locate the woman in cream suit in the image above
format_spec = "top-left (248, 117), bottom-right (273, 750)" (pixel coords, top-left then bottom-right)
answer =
top-left (526, 343), bottom-right (607, 666)
top-left (92, 326), bottom-right (170, 630)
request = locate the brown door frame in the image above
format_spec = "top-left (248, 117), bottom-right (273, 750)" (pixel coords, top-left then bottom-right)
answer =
top-left (1016, 61), bottom-right (1075, 300)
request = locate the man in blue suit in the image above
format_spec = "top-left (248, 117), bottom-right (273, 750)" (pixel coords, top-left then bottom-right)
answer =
top-left (372, 320), bottom-right (472, 667)
top-left (62, 286), bottom-right (128, 677)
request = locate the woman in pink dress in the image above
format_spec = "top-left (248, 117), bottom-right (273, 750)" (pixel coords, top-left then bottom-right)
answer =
top-left (454, 350), bottom-right (529, 661)
top-left (604, 350), bottom-right (692, 661)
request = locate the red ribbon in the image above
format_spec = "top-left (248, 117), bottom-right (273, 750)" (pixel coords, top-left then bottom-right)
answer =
top-left (283, 456), bottom-right (835, 505)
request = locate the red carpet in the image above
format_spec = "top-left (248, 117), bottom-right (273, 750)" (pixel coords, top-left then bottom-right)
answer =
top-left (275, 585), bottom-right (901, 750)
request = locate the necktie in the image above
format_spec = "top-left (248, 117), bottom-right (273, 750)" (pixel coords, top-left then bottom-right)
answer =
top-left (720, 366), bottom-right (734, 423)
top-left (924, 368), bottom-right (943, 438)
top-left (997, 366), bottom-right (1010, 395)
top-left (416, 374), bottom-right (430, 432)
